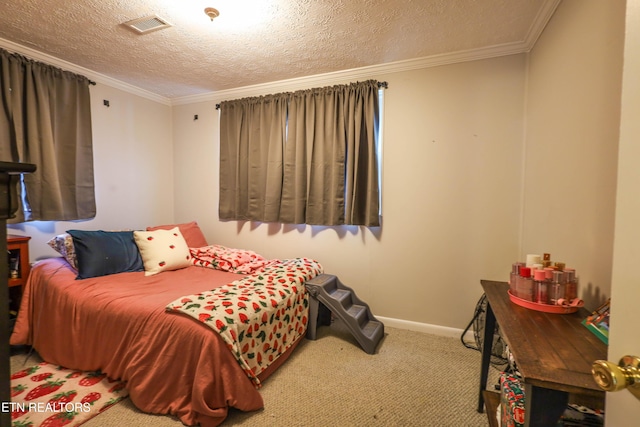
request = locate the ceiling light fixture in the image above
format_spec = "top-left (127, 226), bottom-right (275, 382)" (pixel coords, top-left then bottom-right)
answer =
top-left (204, 7), bottom-right (220, 21)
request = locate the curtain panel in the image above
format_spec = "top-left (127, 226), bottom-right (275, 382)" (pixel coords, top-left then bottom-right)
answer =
top-left (219, 94), bottom-right (288, 222)
top-left (219, 80), bottom-right (380, 227)
top-left (0, 48), bottom-right (95, 222)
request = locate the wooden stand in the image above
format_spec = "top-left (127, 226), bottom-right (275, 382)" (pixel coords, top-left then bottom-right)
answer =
top-left (7, 234), bottom-right (31, 314)
top-left (477, 280), bottom-right (606, 427)
top-left (483, 390), bottom-right (500, 427)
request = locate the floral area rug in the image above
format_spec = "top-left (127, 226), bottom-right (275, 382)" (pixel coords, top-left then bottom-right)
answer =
top-left (10, 361), bottom-right (128, 427)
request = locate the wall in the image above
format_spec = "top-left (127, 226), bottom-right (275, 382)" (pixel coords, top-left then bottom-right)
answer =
top-left (8, 83), bottom-right (175, 261)
top-left (522, 0), bottom-right (625, 309)
top-left (173, 55), bottom-right (527, 331)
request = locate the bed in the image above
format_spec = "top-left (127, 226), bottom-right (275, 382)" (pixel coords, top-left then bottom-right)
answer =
top-left (9, 222), bottom-right (323, 427)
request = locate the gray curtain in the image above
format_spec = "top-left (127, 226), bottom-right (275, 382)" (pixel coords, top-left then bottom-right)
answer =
top-left (285, 85), bottom-right (347, 225)
top-left (0, 48), bottom-right (95, 222)
top-left (219, 80), bottom-right (380, 227)
top-left (345, 81), bottom-right (380, 226)
top-left (219, 94), bottom-right (288, 222)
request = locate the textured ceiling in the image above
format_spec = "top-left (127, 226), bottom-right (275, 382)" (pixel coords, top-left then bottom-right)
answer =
top-left (0, 0), bottom-right (558, 100)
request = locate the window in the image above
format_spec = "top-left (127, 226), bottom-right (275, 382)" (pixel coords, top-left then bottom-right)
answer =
top-left (219, 80), bottom-right (383, 227)
top-left (0, 48), bottom-right (96, 222)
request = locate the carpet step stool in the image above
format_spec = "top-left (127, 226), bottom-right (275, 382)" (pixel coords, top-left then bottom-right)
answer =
top-left (305, 274), bottom-right (384, 354)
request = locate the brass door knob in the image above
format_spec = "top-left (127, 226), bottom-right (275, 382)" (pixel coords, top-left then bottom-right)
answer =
top-left (592, 355), bottom-right (640, 400)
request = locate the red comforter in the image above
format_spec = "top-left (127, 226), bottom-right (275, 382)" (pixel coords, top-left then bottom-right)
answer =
top-left (10, 257), bottom-right (303, 426)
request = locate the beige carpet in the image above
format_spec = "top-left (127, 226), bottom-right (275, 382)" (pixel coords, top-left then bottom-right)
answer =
top-left (11, 320), bottom-right (500, 426)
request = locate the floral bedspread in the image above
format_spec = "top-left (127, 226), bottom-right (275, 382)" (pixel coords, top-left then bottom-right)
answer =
top-left (189, 244), bottom-right (273, 274)
top-left (166, 257), bottom-right (323, 387)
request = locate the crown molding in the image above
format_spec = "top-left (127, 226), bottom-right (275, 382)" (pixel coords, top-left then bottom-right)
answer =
top-left (523, 0), bottom-right (562, 50)
top-left (172, 0), bottom-right (561, 106)
top-left (1, 0), bottom-right (560, 108)
top-left (0, 37), bottom-right (171, 106)
top-left (174, 33), bottom-right (548, 107)
top-left (171, 39), bottom-right (532, 106)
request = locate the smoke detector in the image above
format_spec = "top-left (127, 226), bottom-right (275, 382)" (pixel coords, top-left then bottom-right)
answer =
top-left (123, 15), bottom-right (173, 35)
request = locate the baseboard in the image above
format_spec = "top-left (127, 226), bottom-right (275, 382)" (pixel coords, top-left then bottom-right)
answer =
top-left (377, 316), bottom-right (476, 343)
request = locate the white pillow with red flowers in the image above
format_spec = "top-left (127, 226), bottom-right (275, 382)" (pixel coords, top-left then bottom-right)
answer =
top-left (133, 227), bottom-right (191, 276)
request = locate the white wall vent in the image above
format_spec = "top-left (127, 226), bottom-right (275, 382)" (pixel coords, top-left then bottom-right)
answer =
top-left (123, 15), bottom-right (173, 35)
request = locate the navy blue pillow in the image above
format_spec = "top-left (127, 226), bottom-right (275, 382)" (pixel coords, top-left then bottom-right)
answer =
top-left (66, 230), bottom-right (144, 279)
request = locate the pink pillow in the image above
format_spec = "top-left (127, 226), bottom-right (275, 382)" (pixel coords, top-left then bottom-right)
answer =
top-left (146, 221), bottom-right (208, 248)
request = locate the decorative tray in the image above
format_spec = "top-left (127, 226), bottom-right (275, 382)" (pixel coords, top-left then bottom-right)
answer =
top-left (507, 290), bottom-right (582, 314)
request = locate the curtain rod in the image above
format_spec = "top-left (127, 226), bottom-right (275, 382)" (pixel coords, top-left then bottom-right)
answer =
top-left (0, 47), bottom-right (97, 87)
top-left (215, 80), bottom-right (388, 110)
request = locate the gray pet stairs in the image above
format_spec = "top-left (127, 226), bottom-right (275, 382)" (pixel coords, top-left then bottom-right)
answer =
top-left (305, 274), bottom-right (384, 354)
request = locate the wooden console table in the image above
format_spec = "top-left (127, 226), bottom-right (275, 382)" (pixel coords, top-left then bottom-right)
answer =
top-left (477, 280), bottom-right (606, 427)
